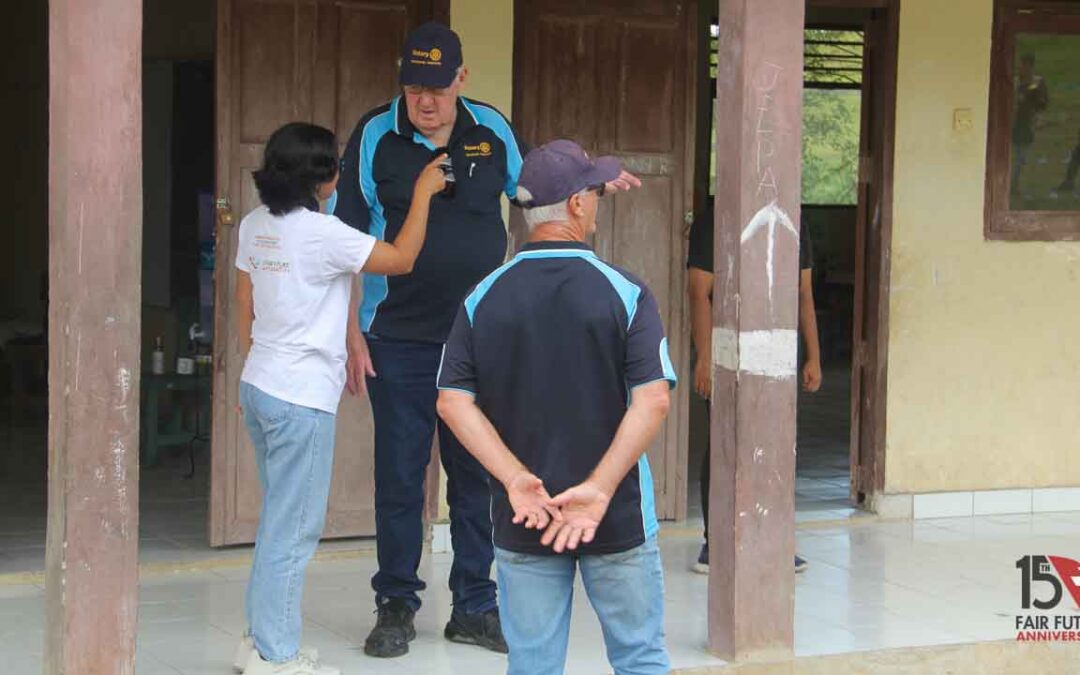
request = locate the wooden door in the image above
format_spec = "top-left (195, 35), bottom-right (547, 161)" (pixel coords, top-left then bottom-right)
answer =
top-left (849, 4), bottom-right (897, 502)
top-left (210, 0), bottom-right (440, 546)
top-left (513, 0), bottom-right (696, 519)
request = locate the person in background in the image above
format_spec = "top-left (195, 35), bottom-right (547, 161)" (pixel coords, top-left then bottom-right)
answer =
top-left (233, 122), bottom-right (445, 675)
top-left (687, 196), bottom-right (821, 576)
top-left (1011, 53), bottom-right (1049, 198)
top-left (1053, 128), bottom-right (1080, 196)
top-left (437, 140), bottom-right (676, 675)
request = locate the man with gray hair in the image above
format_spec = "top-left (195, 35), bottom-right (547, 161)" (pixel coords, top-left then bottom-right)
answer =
top-left (437, 139), bottom-right (675, 675)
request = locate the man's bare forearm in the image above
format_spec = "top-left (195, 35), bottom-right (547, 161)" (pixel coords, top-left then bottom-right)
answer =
top-left (799, 270), bottom-right (820, 362)
top-left (688, 269), bottom-right (713, 358)
top-left (347, 274), bottom-right (362, 342)
top-left (437, 391), bottom-right (528, 487)
top-left (235, 271), bottom-right (254, 358)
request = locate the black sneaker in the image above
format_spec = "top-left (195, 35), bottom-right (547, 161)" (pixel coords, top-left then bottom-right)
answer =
top-left (692, 543), bottom-right (708, 575)
top-left (364, 598), bottom-right (417, 658)
top-left (444, 608), bottom-right (509, 654)
top-left (795, 555), bottom-right (809, 574)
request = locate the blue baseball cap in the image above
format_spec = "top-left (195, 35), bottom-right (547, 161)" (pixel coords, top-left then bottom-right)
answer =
top-left (399, 22), bottom-right (463, 89)
top-left (516, 140), bottom-right (622, 208)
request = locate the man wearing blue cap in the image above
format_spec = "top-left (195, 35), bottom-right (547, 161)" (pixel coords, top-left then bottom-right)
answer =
top-left (334, 21), bottom-right (640, 659)
top-left (437, 139), bottom-right (675, 675)
top-left (331, 20), bottom-right (520, 658)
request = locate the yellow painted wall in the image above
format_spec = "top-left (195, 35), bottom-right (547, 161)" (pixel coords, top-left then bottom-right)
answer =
top-left (885, 0), bottom-right (1080, 492)
top-left (451, 0), bottom-right (514, 117)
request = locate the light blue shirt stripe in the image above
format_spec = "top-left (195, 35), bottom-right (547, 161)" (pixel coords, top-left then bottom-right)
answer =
top-left (638, 455), bottom-right (660, 539)
top-left (353, 105), bottom-right (397, 331)
top-left (581, 257), bottom-right (641, 329)
top-left (461, 98), bottom-right (524, 198)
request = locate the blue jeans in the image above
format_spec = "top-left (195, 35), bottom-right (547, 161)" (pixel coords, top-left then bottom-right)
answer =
top-left (366, 336), bottom-right (497, 614)
top-left (495, 537), bottom-right (670, 675)
top-left (240, 382), bottom-right (336, 663)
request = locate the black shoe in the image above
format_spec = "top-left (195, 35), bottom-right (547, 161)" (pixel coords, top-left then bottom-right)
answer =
top-left (364, 598), bottom-right (417, 658)
top-left (444, 608), bottom-right (509, 654)
top-left (795, 555), bottom-right (809, 574)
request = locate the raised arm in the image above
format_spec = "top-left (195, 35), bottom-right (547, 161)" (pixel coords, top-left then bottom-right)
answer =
top-left (362, 154), bottom-right (447, 276)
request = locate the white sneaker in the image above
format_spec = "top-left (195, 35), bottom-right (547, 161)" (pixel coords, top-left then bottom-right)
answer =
top-left (235, 637), bottom-right (319, 673)
top-left (234, 636), bottom-right (256, 673)
top-left (242, 646), bottom-right (336, 675)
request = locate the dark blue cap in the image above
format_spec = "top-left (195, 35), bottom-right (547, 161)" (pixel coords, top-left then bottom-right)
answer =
top-left (399, 22), bottom-right (463, 88)
top-left (516, 140), bottom-right (622, 208)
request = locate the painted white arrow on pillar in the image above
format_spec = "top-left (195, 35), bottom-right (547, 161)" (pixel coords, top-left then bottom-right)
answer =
top-left (740, 200), bottom-right (799, 312)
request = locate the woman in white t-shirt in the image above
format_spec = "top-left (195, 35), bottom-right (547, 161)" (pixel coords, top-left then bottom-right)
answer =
top-left (232, 122), bottom-right (445, 675)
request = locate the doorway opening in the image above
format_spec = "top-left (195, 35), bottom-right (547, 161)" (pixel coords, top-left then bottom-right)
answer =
top-left (0, 0), bottom-right (218, 575)
top-left (687, 2), bottom-right (896, 523)
top-left (796, 13), bottom-right (867, 518)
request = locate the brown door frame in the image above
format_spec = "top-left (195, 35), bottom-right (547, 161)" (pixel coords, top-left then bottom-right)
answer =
top-left (845, 0), bottom-right (898, 501)
top-left (209, 0), bottom-right (233, 548)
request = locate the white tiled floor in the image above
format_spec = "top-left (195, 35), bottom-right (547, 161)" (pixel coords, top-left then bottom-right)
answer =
top-left (6, 512), bottom-right (1080, 674)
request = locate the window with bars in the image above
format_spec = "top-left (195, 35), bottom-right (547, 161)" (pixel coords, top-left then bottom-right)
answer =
top-left (707, 25), bottom-right (863, 205)
top-left (805, 29), bottom-right (864, 89)
top-left (803, 29), bottom-right (863, 205)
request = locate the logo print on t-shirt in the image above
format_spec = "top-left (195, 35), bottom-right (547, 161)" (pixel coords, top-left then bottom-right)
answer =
top-left (253, 235), bottom-right (281, 250)
top-left (248, 256), bottom-right (290, 274)
top-left (465, 142), bottom-right (493, 158)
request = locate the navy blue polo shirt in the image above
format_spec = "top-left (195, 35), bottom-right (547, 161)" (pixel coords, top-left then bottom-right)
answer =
top-left (330, 96), bottom-right (527, 343)
top-left (437, 241), bottom-right (678, 556)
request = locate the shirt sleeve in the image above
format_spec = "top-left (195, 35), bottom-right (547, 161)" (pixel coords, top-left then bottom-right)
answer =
top-left (476, 103), bottom-right (529, 199)
top-left (686, 199), bottom-right (714, 273)
top-left (330, 119), bottom-right (373, 234)
top-left (625, 286), bottom-right (678, 390)
top-left (505, 127), bottom-right (530, 199)
top-left (799, 221), bottom-right (813, 271)
top-left (323, 216), bottom-right (377, 275)
top-left (437, 304), bottom-right (478, 395)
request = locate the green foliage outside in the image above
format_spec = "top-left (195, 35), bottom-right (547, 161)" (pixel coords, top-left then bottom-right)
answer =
top-left (801, 29), bottom-right (862, 205)
top-left (802, 88), bottom-right (861, 205)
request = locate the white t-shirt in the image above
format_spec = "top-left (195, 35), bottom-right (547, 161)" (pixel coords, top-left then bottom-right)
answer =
top-left (236, 205), bottom-right (376, 414)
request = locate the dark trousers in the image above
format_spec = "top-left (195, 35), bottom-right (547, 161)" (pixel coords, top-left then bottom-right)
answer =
top-left (366, 336), bottom-right (497, 614)
top-left (700, 408), bottom-right (711, 544)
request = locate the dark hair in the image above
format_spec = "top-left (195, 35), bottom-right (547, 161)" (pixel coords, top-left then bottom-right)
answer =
top-left (253, 122), bottom-right (339, 216)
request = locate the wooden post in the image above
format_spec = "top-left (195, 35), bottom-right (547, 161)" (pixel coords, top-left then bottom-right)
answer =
top-left (709, 0), bottom-right (804, 661)
top-left (45, 0), bottom-right (142, 673)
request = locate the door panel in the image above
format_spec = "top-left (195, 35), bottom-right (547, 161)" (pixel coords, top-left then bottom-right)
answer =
top-left (211, 0), bottom-right (435, 546)
top-left (513, 1), bottom-right (694, 519)
top-left (533, 18), bottom-right (603, 149)
top-left (615, 24), bottom-right (677, 153)
top-left (331, 6), bottom-right (411, 133)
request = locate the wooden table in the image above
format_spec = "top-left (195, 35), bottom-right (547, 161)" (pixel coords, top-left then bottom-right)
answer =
top-left (141, 372), bottom-right (210, 468)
